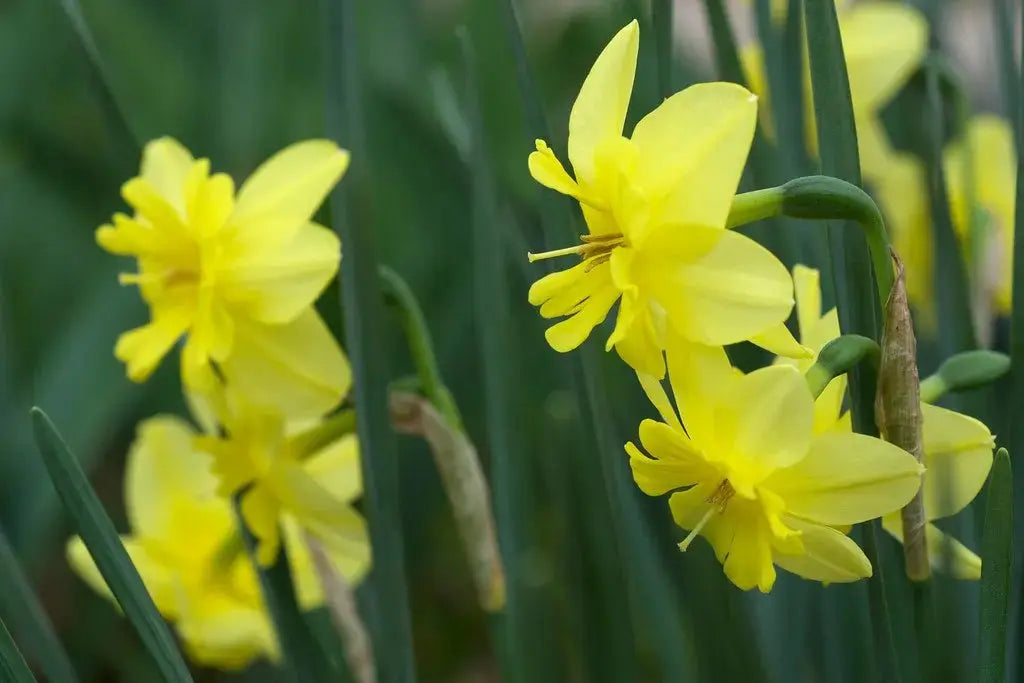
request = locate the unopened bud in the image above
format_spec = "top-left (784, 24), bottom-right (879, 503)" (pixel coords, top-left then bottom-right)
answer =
top-left (804, 335), bottom-right (879, 398)
top-left (919, 350), bottom-right (1010, 404)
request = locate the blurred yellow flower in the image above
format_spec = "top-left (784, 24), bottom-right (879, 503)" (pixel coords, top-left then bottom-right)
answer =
top-left (627, 334), bottom-right (922, 592)
top-left (67, 416), bottom-right (369, 669)
top-left (197, 400), bottom-right (369, 569)
top-left (98, 137), bottom-right (349, 396)
top-left (945, 115), bottom-right (1017, 316)
top-left (742, 1), bottom-right (927, 179)
top-left (784, 265), bottom-right (995, 578)
top-left (527, 20), bottom-right (805, 378)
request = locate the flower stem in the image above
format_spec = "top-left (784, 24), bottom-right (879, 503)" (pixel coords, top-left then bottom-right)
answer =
top-left (727, 175), bottom-right (895, 309)
top-left (379, 265), bottom-right (462, 429)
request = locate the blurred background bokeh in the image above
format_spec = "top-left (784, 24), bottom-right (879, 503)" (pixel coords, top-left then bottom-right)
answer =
top-left (0, 0), bottom-right (1019, 681)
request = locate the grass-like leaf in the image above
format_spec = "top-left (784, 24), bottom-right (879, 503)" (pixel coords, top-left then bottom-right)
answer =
top-left (52, 0), bottom-right (139, 158)
top-left (803, 4), bottom-right (904, 682)
top-left (496, 2), bottom-right (692, 678)
top-left (323, 0), bottom-right (418, 680)
top-left (0, 619), bottom-right (35, 683)
top-left (979, 448), bottom-right (1012, 683)
top-left (458, 26), bottom-right (534, 677)
top-left (29, 408), bottom-right (192, 682)
top-left (0, 527), bottom-right (77, 681)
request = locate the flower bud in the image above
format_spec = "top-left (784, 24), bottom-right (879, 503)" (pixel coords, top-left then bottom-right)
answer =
top-left (919, 350), bottom-right (1010, 403)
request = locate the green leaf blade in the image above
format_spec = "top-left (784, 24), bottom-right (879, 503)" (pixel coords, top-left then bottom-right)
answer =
top-left (979, 449), bottom-right (1012, 683)
top-left (0, 527), bottom-right (77, 682)
top-left (29, 408), bottom-right (192, 683)
top-left (0, 619), bottom-right (35, 683)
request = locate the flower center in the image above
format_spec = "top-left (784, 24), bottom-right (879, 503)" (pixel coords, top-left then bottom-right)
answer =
top-left (679, 479), bottom-right (736, 552)
top-left (527, 232), bottom-right (625, 271)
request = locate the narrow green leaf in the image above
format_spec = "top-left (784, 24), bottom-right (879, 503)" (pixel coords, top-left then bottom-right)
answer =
top-left (980, 449), bottom-right (1012, 683)
top-left (803, 4), bottom-right (903, 683)
top-left (701, 0), bottom-right (746, 85)
top-left (233, 500), bottom-right (334, 683)
top-left (0, 526), bottom-right (77, 682)
top-left (323, 1), bottom-right (417, 680)
top-left (458, 27), bottom-right (535, 680)
top-left (651, 0), bottom-right (673, 100)
top-left (994, 0), bottom-right (1019, 133)
top-left (920, 66), bottom-right (976, 357)
top-left (52, 0), bottom-right (140, 157)
top-left (496, 3), bottom-right (692, 679)
top-left (0, 619), bottom-right (35, 683)
top-left (29, 408), bottom-right (192, 683)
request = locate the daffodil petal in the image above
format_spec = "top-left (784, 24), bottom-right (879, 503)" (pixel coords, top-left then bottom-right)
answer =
top-left (219, 308), bottom-right (352, 419)
top-left (543, 283), bottom-right (619, 352)
top-left (636, 372), bottom-right (682, 431)
top-left (720, 502), bottom-right (776, 592)
top-left (303, 433), bottom-right (363, 503)
top-left (66, 536), bottom-right (182, 618)
top-left (626, 420), bottom-right (713, 495)
top-left (139, 137), bottom-right (195, 216)
top-left (568, 20), bottom-right (639, 184)
top-left (856, 114), bottom-right (892, 180)
top-left (792, 264), bottom-right (822, 339)
top-left (528, 139), bottom-right (582, 198)
top-left (713, 365), bottom-right (815, 473)
top-left (630, 82), bottom-right (757, 235)
top-left (240, 485), bottom-right (282, 566)
top-left (920, 403), bottom-right (994, 520)
top-left (881, 514), bottom-right (981, 579)
top-left (842, 2), bottom-right (927, 112)
top-left (231, 140), bottom-right (349, 234)
top-left (765, 432), bottom-right (923, 525)
top-left (124, 416), bottom-right (226, 539)
top-left (114, 306), bottom-right (193, 382)
top-left (664, 333), bottom-right (736, 446)
top-left (176, 599), bottom-right (275, 669)
top-left (224, 221), bottom-right (340, 324)
top-left (650, 224), bottom-right (794, 347)
top-left (609, 291), bottom-right (665, 377)
top-left (749, 322), bottom-right (812, 359)
top-left (772, 515), bottom-right (872, 583)
top-left (812, 375), bottom-right (848, 435)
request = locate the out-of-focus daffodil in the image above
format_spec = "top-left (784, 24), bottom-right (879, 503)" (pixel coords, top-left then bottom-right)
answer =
top-left (526, 20), bottom-right (806, 378)
top-left (98, 137), bottom-right (349, 404)
top-left (67, 416), bottom-right (370, 669)
top-left (197, 400), bottom-right (370, 569)
top-left (784, 265), bottom-right (995, 578)
top-left (741, 1), bottom-right (927, 179)
top-left (945, 115), bottom-right (1017, 316)
top-left (627, 334), bottom-right (922, 592)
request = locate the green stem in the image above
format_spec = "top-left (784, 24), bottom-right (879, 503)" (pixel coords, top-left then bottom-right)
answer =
top-left (379, 266), bottom-right (462, 429)
top-left (727, 175), bottom-right (894, 309)
top-left (803, 334), bottom-right (880, 399)
top-left (288, 409), bottom-right (358, 460)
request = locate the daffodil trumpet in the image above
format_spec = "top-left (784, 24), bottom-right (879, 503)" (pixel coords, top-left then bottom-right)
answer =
top-left (727, 175), bottom-right (894, 308)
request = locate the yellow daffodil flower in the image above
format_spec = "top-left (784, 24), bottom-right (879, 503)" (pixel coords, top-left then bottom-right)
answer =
top-left (196, 400), bottom-right (369, 568)
top-left (67, 416), bottom-right (370, 669)
top-left (742, 1), bottom-right (927, 179)
top-left (627, 333), bottom-right (922, 592)
top-left (98, 137), bottom-right (350, 402)
top-left (784, 265), bottom-right (995, 578)
top-left (527, 20), bottom-right (806, 378)
top-left (945, 115), bottom-right (1017, 316)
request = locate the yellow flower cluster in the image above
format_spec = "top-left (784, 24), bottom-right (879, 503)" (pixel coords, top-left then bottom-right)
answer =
top-left (526, 20), bottom-right (996, 592)
top-left (69, 139), bottom-right (370, 667)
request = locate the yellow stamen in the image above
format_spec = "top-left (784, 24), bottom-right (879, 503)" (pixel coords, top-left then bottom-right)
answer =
top-left (679, 506), bottom-right (716, 552)
top-left (527, 244), bottom-right (588, 263)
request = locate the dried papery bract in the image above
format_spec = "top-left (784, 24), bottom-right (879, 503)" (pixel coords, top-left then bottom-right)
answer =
top-left (390, 392), bottom-right (506, 612)
top-left (875, 251), bottom-right (928, 581)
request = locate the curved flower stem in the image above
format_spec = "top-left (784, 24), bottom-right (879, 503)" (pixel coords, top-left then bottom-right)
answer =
top-left (804, 335), bottom-right (880, 399)
top-left (727, 175), bottom-right (894, 309)
top-left (378, 265), bottom-right (462, 429)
